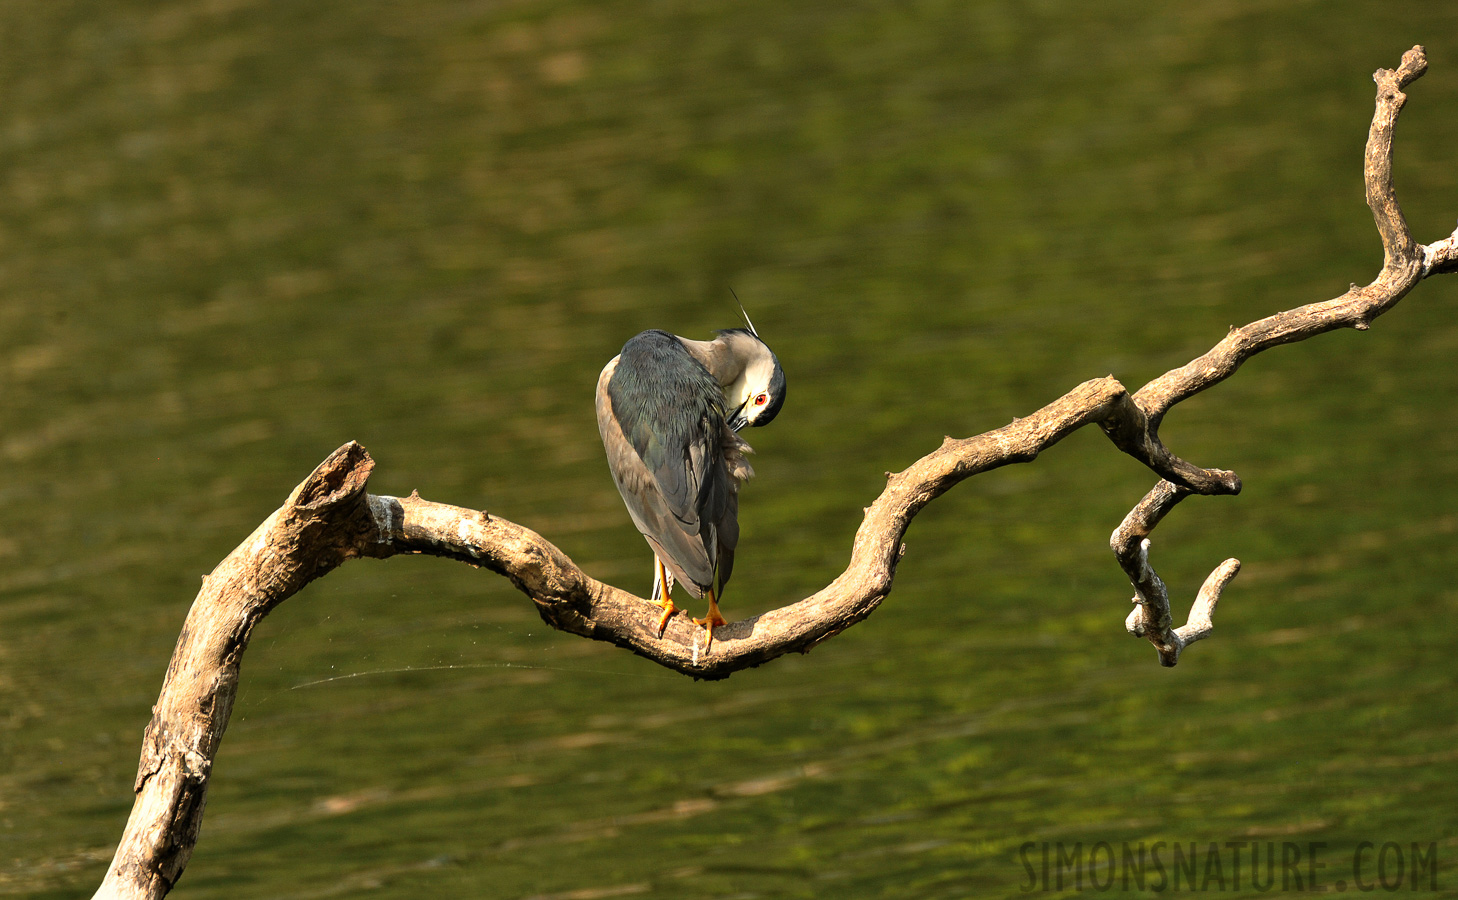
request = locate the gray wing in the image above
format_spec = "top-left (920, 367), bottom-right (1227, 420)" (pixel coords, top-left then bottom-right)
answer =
top-left (596, 331), bottom-right (737, 597)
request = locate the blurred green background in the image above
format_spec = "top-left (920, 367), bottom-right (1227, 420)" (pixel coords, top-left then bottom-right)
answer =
top-left (4, 1), bottom-right (1458, 897)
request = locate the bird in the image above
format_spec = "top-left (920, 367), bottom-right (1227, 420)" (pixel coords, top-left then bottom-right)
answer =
top-left (596, 318), bottom-right (786, 651)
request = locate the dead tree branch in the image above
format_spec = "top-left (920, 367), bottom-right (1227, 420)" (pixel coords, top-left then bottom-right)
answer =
top-left (94, 47), bottom-right (1453, 900)
top-left (1110, 480), bottom-right (1242, 667)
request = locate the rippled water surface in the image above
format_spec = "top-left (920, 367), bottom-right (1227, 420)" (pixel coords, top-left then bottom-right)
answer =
top-left (4, 2), bottom-right (1458, 898)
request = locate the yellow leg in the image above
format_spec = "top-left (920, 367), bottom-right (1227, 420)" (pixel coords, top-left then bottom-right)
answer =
top-left (692, 588), bottom-right (728, 652)
top-left (648, 557), bottom-right (678, 637)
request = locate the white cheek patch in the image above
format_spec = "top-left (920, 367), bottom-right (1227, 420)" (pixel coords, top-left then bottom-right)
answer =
top-left (735, 356), bottom-right (776, 411)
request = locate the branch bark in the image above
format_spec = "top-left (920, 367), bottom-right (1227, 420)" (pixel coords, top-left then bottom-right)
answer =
top-left (94, 46), bottom-right (1453, 899)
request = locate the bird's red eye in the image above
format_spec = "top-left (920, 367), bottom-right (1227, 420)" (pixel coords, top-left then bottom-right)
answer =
top-left (755, 393), bottom-right (768, 406)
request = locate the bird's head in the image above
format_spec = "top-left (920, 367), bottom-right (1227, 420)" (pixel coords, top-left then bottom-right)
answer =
top-left (718, 328), bottom-right (786, 432)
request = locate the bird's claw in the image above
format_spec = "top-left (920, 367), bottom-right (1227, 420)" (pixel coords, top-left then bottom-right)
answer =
top-left (654, 603), bottom-right (677, 638)
top-left (693, 595), bottom-right (728, 652)
top-left (647, 595), bottom-right (679, 639)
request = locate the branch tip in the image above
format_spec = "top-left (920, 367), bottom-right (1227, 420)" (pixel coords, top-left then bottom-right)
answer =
top-left (1396, 45), bottom-right (1428, 86)
top-left (293, 442), bottom-right (373, 510)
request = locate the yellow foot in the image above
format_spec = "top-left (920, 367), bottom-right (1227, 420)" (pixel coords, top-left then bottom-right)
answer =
top-left (692, 593), bottom-right (729, 652)
top-left (650, 597), bottom-right (679, 638)
top-left (648, 556), bottom-right (678, 637)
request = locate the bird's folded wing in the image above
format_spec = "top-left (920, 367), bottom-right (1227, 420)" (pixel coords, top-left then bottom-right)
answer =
top-left (598, 348), bottom-right (731, 591)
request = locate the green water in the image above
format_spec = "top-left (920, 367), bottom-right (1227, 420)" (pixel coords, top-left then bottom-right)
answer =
top-left (4, 2), bottom-right (1458, 897)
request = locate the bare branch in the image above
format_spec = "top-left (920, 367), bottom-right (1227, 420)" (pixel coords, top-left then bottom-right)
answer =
top-left (1110, 481), bottom-right (1241, 666)
top-left (1132, 46), bottom-right (1436, 427)
top-left (1104, 44), bottom-right (1449, 664)
top-left (94, 443), bottom-right (377, 900)
top-left (1423, 221), bottom-right (1458, 276)
top-left (94, 47), bottom-right (1454, 899)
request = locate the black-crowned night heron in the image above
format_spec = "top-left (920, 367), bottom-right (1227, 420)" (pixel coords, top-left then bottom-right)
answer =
top-left (596, 322), bottom-right (786, 650)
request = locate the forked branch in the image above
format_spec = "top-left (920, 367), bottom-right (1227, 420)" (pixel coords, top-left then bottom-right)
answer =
top-left (1110, 480), bottom-right (1241, 667)
top-left (95, 47), bottom-right (1453, 900)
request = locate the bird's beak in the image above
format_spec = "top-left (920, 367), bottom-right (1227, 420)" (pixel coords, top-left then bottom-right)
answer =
top-left (727, 400), bottom-right (749, 432)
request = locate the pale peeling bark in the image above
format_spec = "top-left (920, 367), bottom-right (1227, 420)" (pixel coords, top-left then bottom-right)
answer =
top-left (95, 47), bottom-right (1454, 899)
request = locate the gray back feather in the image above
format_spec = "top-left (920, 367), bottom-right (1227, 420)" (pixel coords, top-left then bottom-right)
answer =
top-left (602, 330), bottom-right (737, 594)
